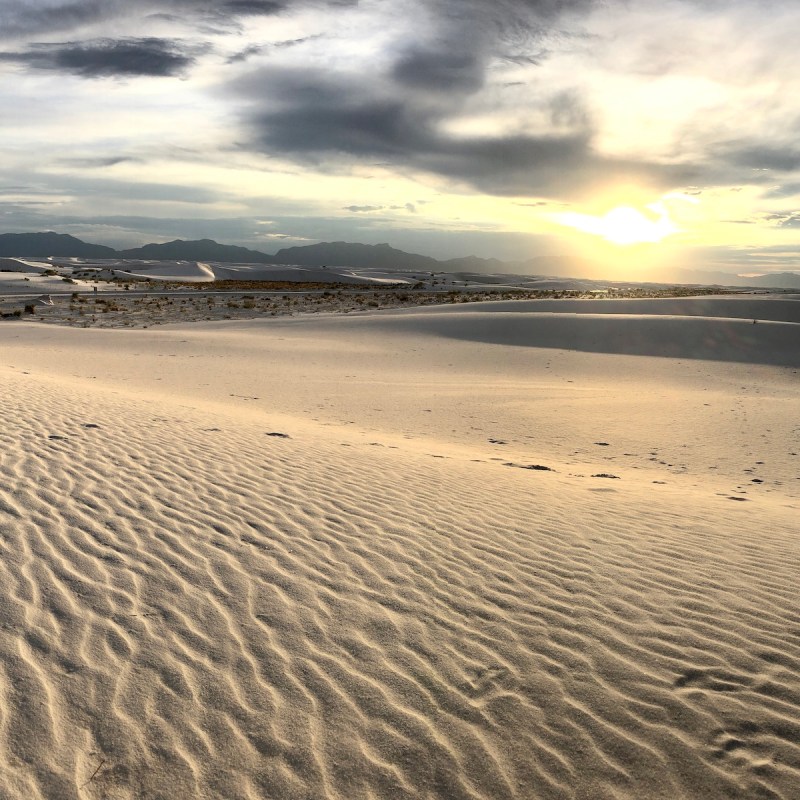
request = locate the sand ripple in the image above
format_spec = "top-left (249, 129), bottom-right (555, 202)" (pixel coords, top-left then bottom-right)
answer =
top-left (0, 369), bottom-right (798, 799)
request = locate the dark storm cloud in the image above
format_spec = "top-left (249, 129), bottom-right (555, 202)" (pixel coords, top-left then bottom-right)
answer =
top-left (444, 0), bottom-right (599, 43)
top-left (222, 0), bottom-right (289, 14)
top-left (228, 0), bottom-right (644, 198)
top-left (0, 0), bottom-right (357, 40)
top-left (392, 48), bottom-right (486, 94)
top-left (0, 38), bottom-right (201, 77)
top-left (388, 0), bottom-right (599, 95)
top-left (0, 0), bottom-right (115, 39)
top-left (239, 66), bottom-right (696, 198)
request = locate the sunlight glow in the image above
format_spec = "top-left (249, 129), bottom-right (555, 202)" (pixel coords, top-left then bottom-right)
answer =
top-left (554, 202), bottom-right (680, 245)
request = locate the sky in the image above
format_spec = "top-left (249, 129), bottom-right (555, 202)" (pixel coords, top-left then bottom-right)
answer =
top-left (2, 0), bottom-right (800, 278)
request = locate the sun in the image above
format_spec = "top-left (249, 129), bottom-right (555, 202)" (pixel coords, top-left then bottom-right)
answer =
top-left (553, 201), bottom-right (680, 246)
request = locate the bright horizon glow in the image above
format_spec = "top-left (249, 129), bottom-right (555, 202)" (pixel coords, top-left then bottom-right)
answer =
top-left (553, 202), bottom-right (680, 246)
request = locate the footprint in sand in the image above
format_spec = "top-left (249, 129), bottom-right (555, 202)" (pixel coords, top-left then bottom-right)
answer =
top-left (462, 665), bottom-right (512, 699)
top-left (674, 667), bottom-right (751, 693)
top-left (708, 724), bottom-right (777, 780)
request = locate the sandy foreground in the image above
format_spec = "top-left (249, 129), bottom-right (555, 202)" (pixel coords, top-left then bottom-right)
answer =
top-left (1, 298), bottom-right (799, 799)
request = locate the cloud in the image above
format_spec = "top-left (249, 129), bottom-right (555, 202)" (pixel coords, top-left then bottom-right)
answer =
top-left (237, 65), bottom-right (696, 199)
top-left (0, 0), bottom-right (357, 40)
top-left (57, 155), bottom-right (141, 168)
top-left (224, 0), bottom-right (705, 199)
top-left (226, 34), bottom-right (322, 63)
top-left (391, 47), bottom-right (487, 94)
top-left (227, 43), bottom-right (267, 63)
top-left (343, 205), bottom-right (384, 212)
top-left (11, 171), bottom-right (224, 205)
top-left (765, 212), bottom-right (800, 229)
top-left (222, 0), bottom-right (288, 14)
top-left (0, 38), bottom-right (202, 77)
top-left (0, 1), bottom-right (117, 40)
top-left (724, 143), bottom-right (800, 173)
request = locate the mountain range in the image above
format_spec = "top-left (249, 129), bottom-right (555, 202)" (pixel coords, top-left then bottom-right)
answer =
top-left (0, 232), bottom-right (581, 276)
top-left (1, 231), bottom-right (799, 289)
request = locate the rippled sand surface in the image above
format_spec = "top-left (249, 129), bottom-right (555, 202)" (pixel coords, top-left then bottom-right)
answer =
top-left (1, 299), bottom-right (798, 799)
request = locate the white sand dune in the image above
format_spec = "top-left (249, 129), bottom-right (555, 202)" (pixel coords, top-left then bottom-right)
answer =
top-left (111, 261), bottom-right (218, 282)
top-left (366, 307), bottom-right (799, 366)
top-left (429, 296), bottom-right (800, 323)
top-left (1, 299), bottom-right (798, 799)
top-left (69, 261), bottom-right (408, 285)
top-left (0, 258), bottom-right (52, 273)
top-left (212, 264), bottom-right (407, 284)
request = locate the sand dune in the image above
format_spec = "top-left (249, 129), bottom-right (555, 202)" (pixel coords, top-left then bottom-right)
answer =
top-left (1, 300), bottom-right (798, 799)
top-left (369, 307), bottom-right (800, 366)
top-left (423, 295), bottom-right (800, 323)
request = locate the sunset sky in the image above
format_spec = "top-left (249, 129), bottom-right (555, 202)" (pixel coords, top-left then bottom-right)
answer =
top-left (2, 0), bottom-right (800, 277)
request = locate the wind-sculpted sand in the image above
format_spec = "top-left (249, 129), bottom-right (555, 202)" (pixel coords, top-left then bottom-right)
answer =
top-left (1, 298), bottom-right (798, 799)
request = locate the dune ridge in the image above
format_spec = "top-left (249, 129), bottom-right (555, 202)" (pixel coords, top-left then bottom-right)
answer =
top-left (1, 300), bottom-right (798, 799)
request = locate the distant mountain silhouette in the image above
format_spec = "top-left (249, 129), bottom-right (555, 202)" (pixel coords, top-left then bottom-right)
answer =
top-left (747, 272), bottom-right (800, 289)
top-left (119, 238), bottom-right (274, 263)
top-left (1, 231), bottom-right (799, 288)
top-left (0, 232), bottom-right (116, 258)
top-left (271, 241), bottom-right (440, 271)
top-left (671, 268), bottom-right (800, 290)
